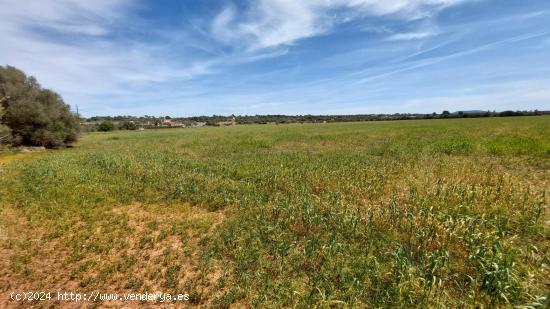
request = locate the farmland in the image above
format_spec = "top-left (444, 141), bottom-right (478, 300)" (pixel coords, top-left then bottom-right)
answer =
top-left (0, 116), bottom-right (549, 308)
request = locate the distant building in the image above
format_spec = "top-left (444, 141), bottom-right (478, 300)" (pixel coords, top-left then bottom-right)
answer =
top-left (161, 119), bottom-right (184, 127)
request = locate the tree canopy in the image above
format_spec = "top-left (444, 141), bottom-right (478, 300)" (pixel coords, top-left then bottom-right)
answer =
top-left (0, 66), bottom-right (79, 148)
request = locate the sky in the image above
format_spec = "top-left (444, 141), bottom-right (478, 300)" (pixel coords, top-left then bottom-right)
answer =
top-left (1, 0), bottom-right (549, 117)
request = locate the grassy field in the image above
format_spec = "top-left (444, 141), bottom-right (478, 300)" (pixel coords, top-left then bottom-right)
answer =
top-left (1, 117), bottom-right (549, 308)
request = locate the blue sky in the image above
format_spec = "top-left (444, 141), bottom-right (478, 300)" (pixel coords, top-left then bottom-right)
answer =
top-left (1, 0), bottom-right (549, 116)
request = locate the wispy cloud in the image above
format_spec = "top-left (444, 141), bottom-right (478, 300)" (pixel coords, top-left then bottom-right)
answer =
top-left (0, 0), bottom-right (129, 36)
top-left (387, 31), bottom-right (438, 41)
top-left (1, 0), bottom-right (548, 116)
top-left (0, 0), bottom-right (215, 110)
top-left (354, 30), bottom-right (550, 85)
top-left (211, 0), bottom-right (470, 49)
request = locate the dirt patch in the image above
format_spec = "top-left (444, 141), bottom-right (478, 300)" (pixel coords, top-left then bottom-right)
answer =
top-left (0, 203), bottom-right (227, 308)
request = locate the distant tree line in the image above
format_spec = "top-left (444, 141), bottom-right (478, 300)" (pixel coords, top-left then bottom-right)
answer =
top-left (82, 109), bottom-right (549, 131)
top-left (0, 66), bottom-right (80, 148)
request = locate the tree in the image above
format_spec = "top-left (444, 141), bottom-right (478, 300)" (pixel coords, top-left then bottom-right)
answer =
top-left (119, 120), bottom-right (137, 130)
top-left (499, 110), bottom-right (522, 117)
top-left (97, 120), bottom-right (115, 132)
top-left (0, 66), bottom-right (79, 148)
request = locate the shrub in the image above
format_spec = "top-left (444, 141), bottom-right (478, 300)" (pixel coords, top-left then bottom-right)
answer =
top-left (119, 121), bottom-right (137, 130)
top-left (97, 121), bottom-right (115, 132)
top-left (0, 66), bottom-right (79, 148)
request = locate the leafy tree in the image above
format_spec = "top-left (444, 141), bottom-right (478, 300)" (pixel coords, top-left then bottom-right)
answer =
top-left (0, 66), bottom-right (79, 148)
top-left (97, 120), bottom-right (115, 132)
top-left (119, 120), bottom-right (137, 130)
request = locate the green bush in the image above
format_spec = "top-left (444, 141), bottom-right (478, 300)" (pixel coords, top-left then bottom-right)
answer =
top-left (0, 66), bottom-right (79, 148)
top-left (97, 121), bottom-right (115, 132)
top-left (119, 121), bottom-right (137, 130)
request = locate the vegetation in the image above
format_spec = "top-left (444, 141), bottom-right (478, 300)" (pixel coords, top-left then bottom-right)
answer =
top-left (82, 110), bottom-right (549, 130)
top-left (97, 120), bottom-right (116, 132)
top-left (119, 120), bottom-right (138, 130)
top-left (0, 117), bottom-right (548, 307)
top-left (0, 66), bottom-right (79, 148)
top-left (0, 105), bottom-right (10, 146)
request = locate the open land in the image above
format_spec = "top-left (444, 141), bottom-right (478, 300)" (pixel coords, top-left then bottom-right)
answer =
top-left (1, 116), bottom-right (549, 308)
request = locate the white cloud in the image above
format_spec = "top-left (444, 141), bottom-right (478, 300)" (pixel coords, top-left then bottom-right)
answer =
top-left (211, 0), bottom-right (470, 49)
top-left (387, 31), bottom-right (437, 41)
top-left (353, 30), bottom-right (550, 85)
top-left (0, 0), bottom-right (214, 113)
top-left (212, 6), bottom-right (240, 44)
top-left (0, 0), bottom-right (129, 36)
top-left (2, 0), bottom-right (545, 116)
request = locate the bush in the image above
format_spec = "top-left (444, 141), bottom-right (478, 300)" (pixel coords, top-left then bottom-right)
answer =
top-left (0, 66), bottom-right (79, 148)
top-left (119, 121), bottom-right (137, 130)
top-left (97, 121), bottom-right (115, 132)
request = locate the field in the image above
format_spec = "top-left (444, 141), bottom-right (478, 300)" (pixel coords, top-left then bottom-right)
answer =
top-left (0, 117), bottom-right (549, 308)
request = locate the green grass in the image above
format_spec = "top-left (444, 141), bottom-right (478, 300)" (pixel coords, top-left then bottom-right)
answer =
top-left (1, 116), bottom-right (549, 308)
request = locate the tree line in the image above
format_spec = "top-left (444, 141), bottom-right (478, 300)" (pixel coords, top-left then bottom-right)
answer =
top-left (84, 110), bottom-right (549, 130)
